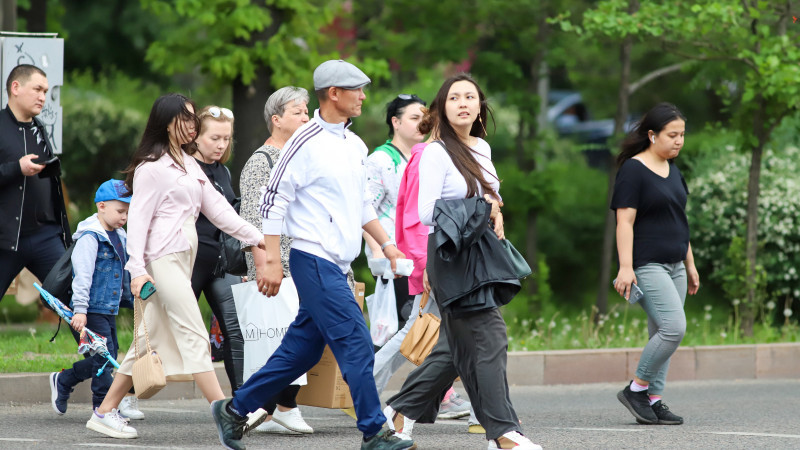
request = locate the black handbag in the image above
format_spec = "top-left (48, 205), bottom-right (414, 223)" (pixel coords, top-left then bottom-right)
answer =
top-left (500, 239), bottom-right (532, 279)
top-left (215, 197), bottom-right (248, 277)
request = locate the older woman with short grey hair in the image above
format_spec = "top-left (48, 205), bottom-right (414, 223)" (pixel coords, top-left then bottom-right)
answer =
top-left (238, 86), bottom-right (314, 434)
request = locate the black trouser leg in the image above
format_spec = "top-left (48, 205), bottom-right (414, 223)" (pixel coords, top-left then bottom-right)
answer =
top-left (386, 325), bottom-right (457, 423)
top-left (442, 308), bottom-right (521, 440)
top-left (263, 384), bottom-right (301, 415)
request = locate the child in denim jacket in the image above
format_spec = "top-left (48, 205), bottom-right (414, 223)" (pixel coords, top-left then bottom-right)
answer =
top-left (49, 180), bottom-right (140, 418)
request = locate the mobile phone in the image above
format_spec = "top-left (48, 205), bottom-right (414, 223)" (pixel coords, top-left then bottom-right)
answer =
top-left (612, 279), bottom-right (645, 304)
top-left (32, 156), bottom-right (59, 165)
top-left (140, 281), bottom-right (156, 300)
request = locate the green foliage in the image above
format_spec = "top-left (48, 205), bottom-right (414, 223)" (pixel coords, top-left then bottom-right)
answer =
top-left (141, 0), bottom-right (390, 89)
top-left (687, 140), bottom-right (800, 310)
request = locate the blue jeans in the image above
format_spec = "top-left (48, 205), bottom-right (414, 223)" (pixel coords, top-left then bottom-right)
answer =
top-left (59, 313), bottom-right (118, 408)
top-left (634, 262), bottom-right (687, 396)
top-left (232, 249), bottom-right (385, 437)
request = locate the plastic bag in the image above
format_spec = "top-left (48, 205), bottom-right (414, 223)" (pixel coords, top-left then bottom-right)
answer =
top-left (365, 277), bottom-right (399, 346)
top-left (231, 279), bottom-right (306, 385)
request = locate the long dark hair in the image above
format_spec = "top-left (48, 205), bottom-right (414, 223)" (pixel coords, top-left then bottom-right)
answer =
top-left (617, 102), bottom-right (686, 167)
top-left (123, 93), bottom-right (198, 194)
top-left (427, 73), bottom-right (498, 199)
top-left (385, 94), bottom-right (426, 137)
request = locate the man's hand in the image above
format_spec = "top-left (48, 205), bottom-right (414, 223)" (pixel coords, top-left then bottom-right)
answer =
top-left (383, 244), bottom-right (405, 278)
top-left (19, 154), bottom-right (44, 177)
top-left (257, 260), bottom-right (284, 297)
top-left (71, 313), bottom-right (87, 333)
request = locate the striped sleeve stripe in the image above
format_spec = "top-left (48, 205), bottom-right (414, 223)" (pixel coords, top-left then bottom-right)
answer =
top-left (259, 123), bottom-right (323, 219)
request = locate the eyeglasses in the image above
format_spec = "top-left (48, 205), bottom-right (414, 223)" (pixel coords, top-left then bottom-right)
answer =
top-left (207, 106), bottom-right (234, 119)
top-left (397, 94), bottom-right (426, 105)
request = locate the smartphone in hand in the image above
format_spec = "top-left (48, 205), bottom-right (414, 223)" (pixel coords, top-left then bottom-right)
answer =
top-left (612, 279), bottom-right (644, 304)
top-left (140, 281), bottom-right (156, 300)
top-left (32, 156), bottom-right (59, 165)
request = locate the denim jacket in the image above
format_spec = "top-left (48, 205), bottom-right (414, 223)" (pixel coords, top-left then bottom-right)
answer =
top-left (70, 213), bottom-right (132, 315)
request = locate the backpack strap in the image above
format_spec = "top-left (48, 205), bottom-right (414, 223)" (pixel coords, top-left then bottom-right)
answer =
top-left (254, 149), bottom-right (274, 169)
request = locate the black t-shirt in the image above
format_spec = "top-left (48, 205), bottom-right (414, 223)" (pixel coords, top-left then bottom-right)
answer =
top-left (19, 121), bottom-right (56, 235)
top-left (195, 159), bottom-right (236, 248)
top-left (610, 158), bottom-right (690, 269)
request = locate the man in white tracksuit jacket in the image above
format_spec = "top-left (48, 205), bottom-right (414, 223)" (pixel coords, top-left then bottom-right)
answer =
top-left (211, 60), bottom-right (415, 450)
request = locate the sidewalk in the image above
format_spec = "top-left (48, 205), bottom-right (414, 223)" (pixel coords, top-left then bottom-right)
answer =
top-left (2, 342), bottom-right (798, 404)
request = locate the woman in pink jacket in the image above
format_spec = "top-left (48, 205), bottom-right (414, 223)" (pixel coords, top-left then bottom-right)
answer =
top-left (85, 94), bottom-right (265, 440)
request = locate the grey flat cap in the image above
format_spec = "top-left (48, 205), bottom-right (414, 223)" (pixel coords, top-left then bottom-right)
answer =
top-left (313, 59), bottom-right (371, 91)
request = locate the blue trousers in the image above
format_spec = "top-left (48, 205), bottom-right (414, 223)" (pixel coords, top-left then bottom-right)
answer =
top-left (232, 249), bottom-right (385, 437)
top-left (59, 313), bottom-right (118, 408)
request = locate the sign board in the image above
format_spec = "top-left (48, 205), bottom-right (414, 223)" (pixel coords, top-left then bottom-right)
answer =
top-left (0, 34), bottom-right (64, 154)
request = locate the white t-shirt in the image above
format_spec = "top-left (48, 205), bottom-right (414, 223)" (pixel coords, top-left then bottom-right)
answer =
top-left (417, 138), bottom-right (500, 232)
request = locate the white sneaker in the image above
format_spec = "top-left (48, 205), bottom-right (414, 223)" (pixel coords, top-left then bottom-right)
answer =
top-left (119, 396), bottom-right (145, 420)
top-left (271, 408), bottom-right (314, 434)
top-left (382, 405), bottom-right (414, 437)
top-left (254, 419), bottom-right (302, 435)
top-left (487, 431), bottom-right (542, 450)
top-left (86, 408), bottom-right (138, 439)
top-left (244, 408), bottom-right (269, 434)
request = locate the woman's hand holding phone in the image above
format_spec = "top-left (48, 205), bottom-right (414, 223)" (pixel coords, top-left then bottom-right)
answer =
top-left (131, 274), bottom-right (156, 300)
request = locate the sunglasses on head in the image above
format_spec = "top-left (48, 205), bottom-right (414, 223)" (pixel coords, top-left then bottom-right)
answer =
top-left (207, 106), bottom-right (234, 119)
top-left (397, 94), bottom-right (426, 105)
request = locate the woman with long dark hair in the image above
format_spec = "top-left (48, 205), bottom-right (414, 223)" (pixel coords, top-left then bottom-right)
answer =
top-left (416, 74), bottom-right (540, 450)
top-left (612, 102), bottom-right (699, 426)
top-left (85, 94), bottom-right (265, 440)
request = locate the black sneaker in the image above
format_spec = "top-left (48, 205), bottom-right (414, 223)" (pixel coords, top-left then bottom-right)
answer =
top-left (651, 401), bottom-right (683, 425)
top-left (617, 382), bottom-right (658, 424)
top-left (211, 399), bottom-right (247, 450)
top-left (361, 429), bottom-right (417, 450)
top-left (49, 372), bottom-right (70, 415)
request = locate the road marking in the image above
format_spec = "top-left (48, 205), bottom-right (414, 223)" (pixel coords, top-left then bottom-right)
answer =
top-left (0, 438), bottom-right (41, 442)
top-left (703, 431), bottom-right (800, 439)
top-left (76, 444), bottom-right (175, 448)
top-left (546, 427), bottom-right (643, 432)
top-left (138, 407), bottom-right (202, 414)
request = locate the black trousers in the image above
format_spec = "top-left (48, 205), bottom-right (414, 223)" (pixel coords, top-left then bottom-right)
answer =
top-left (386, 322), bottom-right (455, 423)
top-left (442, 308), bottom-right (521, 440)
top-left (0, 223), bottom-right (65, 298)
top-left (191, 242), bottom-right (245, 392)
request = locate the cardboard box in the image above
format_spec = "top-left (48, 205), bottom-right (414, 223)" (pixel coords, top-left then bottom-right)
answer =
top-left (296, 282), bottom-right (365, 409)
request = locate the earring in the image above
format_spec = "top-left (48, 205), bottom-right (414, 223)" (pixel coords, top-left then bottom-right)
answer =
top-left (478, 114), bottom-right (487, 135)
top-left (650, 136), bottom-right (655, 143)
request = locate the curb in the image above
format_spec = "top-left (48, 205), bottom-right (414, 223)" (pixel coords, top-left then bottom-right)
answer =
top-left (3, 343), bottom-right (799, 404)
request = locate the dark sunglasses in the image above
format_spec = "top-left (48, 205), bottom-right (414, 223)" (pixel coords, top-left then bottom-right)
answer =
top-left (397, 94), bottom-right (426, 106)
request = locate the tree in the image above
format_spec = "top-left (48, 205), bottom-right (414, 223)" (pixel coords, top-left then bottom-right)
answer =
top-left (140, 0), bottom-right (389, 191)
top-left (557, 0), bottom-right (800, 333)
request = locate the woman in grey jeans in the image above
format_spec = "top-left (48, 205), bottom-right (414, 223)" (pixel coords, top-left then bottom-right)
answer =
top-left (611, 103), bottom-right (700, 426)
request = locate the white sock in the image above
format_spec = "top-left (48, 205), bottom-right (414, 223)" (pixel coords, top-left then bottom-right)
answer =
top-left (630, 380), bottom-right (649, 392)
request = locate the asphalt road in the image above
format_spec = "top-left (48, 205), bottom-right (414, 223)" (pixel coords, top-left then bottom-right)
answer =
top-left (1, 379), bottom-right (798, 449)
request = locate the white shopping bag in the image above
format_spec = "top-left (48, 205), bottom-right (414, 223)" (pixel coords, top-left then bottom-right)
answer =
top-left (365, 277), bottom-right (398, 347)
top-left (231, 279), bottom-right (306, 385)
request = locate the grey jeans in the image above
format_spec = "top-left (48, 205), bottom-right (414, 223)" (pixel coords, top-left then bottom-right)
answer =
top-left (634, 262), bottom-right (687, 396)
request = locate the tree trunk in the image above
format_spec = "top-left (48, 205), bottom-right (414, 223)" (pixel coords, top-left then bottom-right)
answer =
top-left (2, 0), bottom-right (17, 31)
top-left (18, 0), bottom-right (46, 32)
top-left (596, 2), bottom-right (636, 317)
top-left (231, 67), bottom-right (273, 195)
top-left (228, 3), bottom-right (285, 195)
top-left (742, 99), bottom-right (767, 337)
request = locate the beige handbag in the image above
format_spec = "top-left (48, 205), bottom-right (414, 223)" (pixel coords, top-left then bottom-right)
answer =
top-left (399, 292), bottom-right (441, 366)
top-left (131, 295), bottom-right (166, 399)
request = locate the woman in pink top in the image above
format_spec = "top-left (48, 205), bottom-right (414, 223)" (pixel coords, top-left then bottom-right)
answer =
top-left (86, 94), bottom-right (265, 440)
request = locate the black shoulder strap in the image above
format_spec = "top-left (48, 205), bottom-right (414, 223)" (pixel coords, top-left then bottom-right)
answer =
top-left (255, 149), bottom-right (274, 169)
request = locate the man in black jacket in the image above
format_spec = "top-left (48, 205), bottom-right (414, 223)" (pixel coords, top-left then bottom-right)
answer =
top-left (0, 64), bottom-right (71, 300)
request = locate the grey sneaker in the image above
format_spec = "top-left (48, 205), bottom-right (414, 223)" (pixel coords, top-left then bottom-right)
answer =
top-left (438, 391), bottom-right (471, 419)
top-left (211, 399), bottom-right (247, 450)
top-left (361, 429), bottom-right (417, 450)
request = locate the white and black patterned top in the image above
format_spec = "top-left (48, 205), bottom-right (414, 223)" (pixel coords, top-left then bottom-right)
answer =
top-left (239, 144), bottom-right (355, 291)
